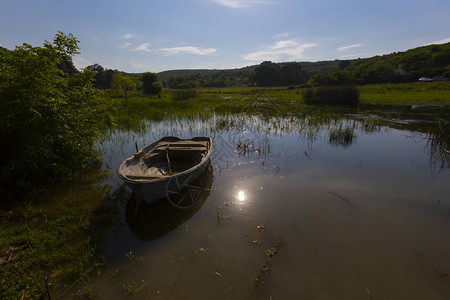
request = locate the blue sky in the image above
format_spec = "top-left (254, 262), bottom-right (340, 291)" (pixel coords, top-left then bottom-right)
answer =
top-left (1, 0), bottom-right (449, 72)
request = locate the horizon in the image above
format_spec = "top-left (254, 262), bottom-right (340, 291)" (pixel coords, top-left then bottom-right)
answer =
top-left (1, 0), bottom-right (449, 73)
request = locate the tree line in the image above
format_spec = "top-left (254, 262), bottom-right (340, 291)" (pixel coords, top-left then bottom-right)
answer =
top-left (85, 64), bottom-right (162, 95)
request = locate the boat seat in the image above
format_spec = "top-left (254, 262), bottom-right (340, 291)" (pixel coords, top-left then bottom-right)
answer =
top-left (153, 146), bottom-right (208, 152)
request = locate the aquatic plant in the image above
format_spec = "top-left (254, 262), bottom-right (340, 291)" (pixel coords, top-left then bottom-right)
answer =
top-left (426, 119), bottom-right (450, 170)
top-left (329, 125), bottom-right (357, 148)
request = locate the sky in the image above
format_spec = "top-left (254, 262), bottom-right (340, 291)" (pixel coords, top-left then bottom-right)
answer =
top-left (1, 0), bottom-right (449, 73)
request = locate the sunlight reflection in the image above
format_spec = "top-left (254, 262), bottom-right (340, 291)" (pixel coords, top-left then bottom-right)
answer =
top-left (236, 190), bottom-right (247, 204)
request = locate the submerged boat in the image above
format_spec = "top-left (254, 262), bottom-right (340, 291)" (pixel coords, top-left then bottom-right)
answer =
top-left (118, 136), bottom-right (213, 204)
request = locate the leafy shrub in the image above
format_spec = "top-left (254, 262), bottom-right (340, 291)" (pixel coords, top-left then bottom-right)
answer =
top-left (303, 86), bottom-right (360, 105)
top-left (142, 72), bottom-right (162, 95)
top-left (0, 32), bottom-right (104, 201)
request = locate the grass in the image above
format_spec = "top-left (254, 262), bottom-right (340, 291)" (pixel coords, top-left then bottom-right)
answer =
top-left (359, 82), bottom-right (450, 105)
top-left (105, 90), bottom-right (301, 129)
top-left (426, 119), bottom-right (450, 170)
top-left (200, 86), bottom-right (302, 100)
top-left (103, 82), bottom-right (450, 128)
top-left (329, 125), bottom-right (357, 148)
top-left (194, 82), bottom-right (450, 106)
top-left (0, 171), bottom-right (119, 299)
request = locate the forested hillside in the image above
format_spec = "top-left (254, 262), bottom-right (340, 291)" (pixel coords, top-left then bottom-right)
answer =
top-left (307, 42), bottom-right (450, 86)
top-left (158, 42), bottom-right (450, 88)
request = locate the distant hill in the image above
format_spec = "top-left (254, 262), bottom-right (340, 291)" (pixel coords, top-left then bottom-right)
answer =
top-left (156, 42), bottom-right (450, 88)
top-left (87, 42), bottom-right (450, 89)
top-left (156, 42), bottom-right (450, 87)
top-left (157, 61), bottom-right (341, 82)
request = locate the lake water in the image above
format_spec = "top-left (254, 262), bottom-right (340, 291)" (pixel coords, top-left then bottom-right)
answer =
top-left (73, 106), bottom-right (450, 299)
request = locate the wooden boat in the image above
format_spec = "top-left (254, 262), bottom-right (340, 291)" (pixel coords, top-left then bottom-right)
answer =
top-left (118, 136), bottom-right (213, 204)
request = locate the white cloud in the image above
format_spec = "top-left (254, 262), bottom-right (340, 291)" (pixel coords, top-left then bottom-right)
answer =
top-left (132, 43), bottom-right (152, 52)
top-left (337, 44), bottom-right (363, 51)
top-left (72, 56), bottom-right (91, 70)
top-left (117, 42), bottom-right (131, 49)
top-left (159, 46), bottom-right (217, 55)
top-left (273, 40), bottom-right (300, 49)
top-left (121, 33), bottom-right (134, 40)
top-left (242, 40), bottom-right (316, 62)
top-left (274, 32), bottom-right (292, 39)
top-left (423, 37), bottom-right (450, 46)
top-left (210, 0), bottom-right (267, 8)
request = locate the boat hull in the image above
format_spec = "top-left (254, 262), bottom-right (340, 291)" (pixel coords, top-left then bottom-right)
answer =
top-left (125, 159), bottom-right (210, 203)
top-left (118, 136), bottom-right (213, 204)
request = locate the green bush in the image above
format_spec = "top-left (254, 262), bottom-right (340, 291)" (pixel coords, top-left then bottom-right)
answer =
top-left (141, 72), bottom-right (162, 95)
top-left (303, 86), bottom-right (360, 105)
top-left (0, 32), bottom-right (104, 201)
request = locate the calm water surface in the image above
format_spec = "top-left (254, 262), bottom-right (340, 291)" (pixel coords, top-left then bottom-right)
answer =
top-left (74, 107), bottom-right (450, 299)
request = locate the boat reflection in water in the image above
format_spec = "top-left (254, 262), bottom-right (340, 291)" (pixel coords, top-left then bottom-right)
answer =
top-left (125, 161), bottom-right (213, 241)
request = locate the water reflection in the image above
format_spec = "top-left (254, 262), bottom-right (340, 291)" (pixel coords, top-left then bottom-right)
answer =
top-left (125, 162), bottom-right (213, 241)
top-left (235, 190), bottom-right (247, 204)
top-left (328, 125), bottom-right (356, 148)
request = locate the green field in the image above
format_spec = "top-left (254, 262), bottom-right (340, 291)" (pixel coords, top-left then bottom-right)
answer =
top-left (359, 82), bottom-right (450, 105)
top-left (190, 82), bottom-right (450, 105)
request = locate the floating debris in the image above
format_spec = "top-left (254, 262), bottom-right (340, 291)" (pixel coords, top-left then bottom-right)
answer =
top-left (195, 247), bottom-right (210, 254)
top-left (250, 241), bottom-right (279, 294)
top-left (416, 253), bottom-right (450, 279)
top-left (327, 190), bottom-right (354, 208)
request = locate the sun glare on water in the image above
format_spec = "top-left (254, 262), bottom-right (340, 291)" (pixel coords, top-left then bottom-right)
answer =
top-left (236, 190), bottom-right (247, 203)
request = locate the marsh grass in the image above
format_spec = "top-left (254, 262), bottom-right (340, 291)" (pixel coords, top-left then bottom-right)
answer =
top-left (104, 84), bottom-right (450, 134)
top-left (329, 125), bottom-right (357, 148)
top-left (201, 87), bottom-right (301, 100)
top-left (427, 119), bottom-right (450, 170)
top-left (105, 92), bottom-right (303, 132)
